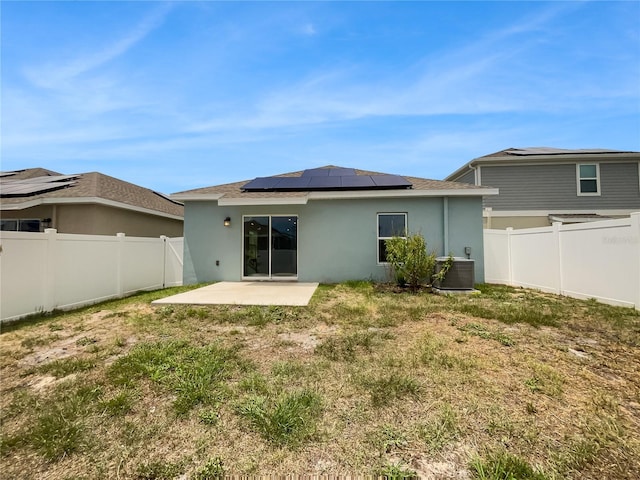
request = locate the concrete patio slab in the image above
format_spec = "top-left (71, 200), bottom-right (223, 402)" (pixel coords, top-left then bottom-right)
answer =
top-left (151, 282), bottom-right (319, 307)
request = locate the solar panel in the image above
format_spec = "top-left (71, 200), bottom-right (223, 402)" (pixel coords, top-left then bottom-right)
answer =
top-left (241, 177), bottom-right (280, 190)
top-left (274, 177), bottom-right (312, 189)
top-left (301, 168), bottom-right (330, 177)
top-left (309, 176), bottom-right (342, 188)
top-left (301, 167), bottom-right (356, 177)
top-left (242, 169), bottom-right (412, 192)
top-left (328, 168), bottom-right (356, 177)
top-left (341, 175), bottom-right (376, 188)
top-left (0, 180), bottom-right (77, 197)
top-left (371, 175), bottom-right (413, 188)
top-left (0, 175), bottom-right (80, 185)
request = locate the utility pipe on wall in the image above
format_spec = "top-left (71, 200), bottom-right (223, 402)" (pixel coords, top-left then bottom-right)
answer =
top-left (443, 197), bottom-right (449, 254)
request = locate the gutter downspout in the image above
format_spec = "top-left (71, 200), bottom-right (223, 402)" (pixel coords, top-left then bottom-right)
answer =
top-left (443, 197), bottom-right (449, 254)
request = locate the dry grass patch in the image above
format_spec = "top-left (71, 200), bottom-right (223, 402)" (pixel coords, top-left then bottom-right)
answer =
top-left (1, 283), bottom-right (639, 479)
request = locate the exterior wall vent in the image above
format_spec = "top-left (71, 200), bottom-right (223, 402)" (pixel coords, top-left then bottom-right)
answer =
top-left (433, 257), bottom-right (475, 290)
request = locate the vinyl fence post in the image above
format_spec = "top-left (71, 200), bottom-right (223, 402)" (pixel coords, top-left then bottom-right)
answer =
top-left (506, 227), bottom-right (513, 286)
top-left (631, 212), bottom-right (640, 311)
top-left (552, 222), bottom-right (563, 295)
top-left (116, 233), bottom-right (125, 298)
top-left (44, 228), bottom-right (57, 313)
top-left (160, 235), bottom-right (168, 289)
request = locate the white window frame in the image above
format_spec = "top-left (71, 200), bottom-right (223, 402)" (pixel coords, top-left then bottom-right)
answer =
top-left (377, 212), bottom-right (407, 265)
top-left (576, 163), bottom-right (600, 196)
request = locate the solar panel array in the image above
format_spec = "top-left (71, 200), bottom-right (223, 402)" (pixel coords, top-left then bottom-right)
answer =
top-left (242, 168), bottom-right (412, 192)
top-left (0, 175), bottom-right (79, 198)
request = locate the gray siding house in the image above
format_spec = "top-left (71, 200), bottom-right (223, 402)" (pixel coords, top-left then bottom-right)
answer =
top-left (172, 166), bottom-right (497, 284)
top-left (445, 148), bottom-right (640, 229)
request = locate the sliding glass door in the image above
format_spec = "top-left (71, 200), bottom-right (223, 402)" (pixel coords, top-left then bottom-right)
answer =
top-left (243, 216), bottom-right (297, 279)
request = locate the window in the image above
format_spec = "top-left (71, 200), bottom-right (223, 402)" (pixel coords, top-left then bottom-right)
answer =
top-left (577, 164), bottom-right (600, 196)
top-left (377, 213), bottom-right (407, 263)
top-left (0, 219), bottom-right (41, 232)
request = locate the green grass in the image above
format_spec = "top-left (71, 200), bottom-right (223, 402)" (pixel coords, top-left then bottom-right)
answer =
top-left (315, 330), bottom-right (393, 361)
top-left (2, 281), bottom-right (638, 477)
top-left (369, 424), bottom-right (408, 453)
top-left (360, 373), bottom-right (422, 408)
top-left (458, 322), bottom-right (515, 346)
top-left (418, 403), bottom-right (460, 452)
top-left (135, 460), bottom-right (185, 480)
top-left (193, 456), bottom-right (225, 480)
top-left (99, 390), bottom-right (135, 416)
top-left (470, 449), bottom-right (550, 480)
top-left (107, 340), bottom-right (240, 415)
top-left (38, 357), bottom-right (96, 377)
top-left (10, 382), bottom-right (104, 461)
top-left (236, 390), bottom-right (322, 447)
top-left (377, 462), bottom-right (418, 479)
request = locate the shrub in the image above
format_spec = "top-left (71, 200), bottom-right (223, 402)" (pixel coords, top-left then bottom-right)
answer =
top-left (385, 233), bottom-right (435, 290)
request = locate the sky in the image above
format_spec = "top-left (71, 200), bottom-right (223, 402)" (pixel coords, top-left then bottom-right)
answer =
top-left (2, 1), bottom-right (639, 194)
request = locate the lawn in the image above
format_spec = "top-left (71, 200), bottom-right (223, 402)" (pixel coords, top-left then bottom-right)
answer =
top-left (1, 283), bottom-right (639, 479)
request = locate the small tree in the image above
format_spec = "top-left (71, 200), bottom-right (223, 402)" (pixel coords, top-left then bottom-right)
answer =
top-left (385, 232), bottom-right (436, 291)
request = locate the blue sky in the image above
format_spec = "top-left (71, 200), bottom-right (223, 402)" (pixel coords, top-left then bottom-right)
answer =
top-left (2, 1), bottom-right (639, 194)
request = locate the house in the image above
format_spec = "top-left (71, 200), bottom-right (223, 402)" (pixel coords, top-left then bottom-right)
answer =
top-left (171, 166), bottom-right (497, 284)
top-left (0, 168), bottom-right (184, 237)
top-left (445, 148), bottom-right (640, 229)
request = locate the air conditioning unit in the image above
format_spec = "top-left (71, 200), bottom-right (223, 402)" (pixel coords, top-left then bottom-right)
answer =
top-left (433, 257), bottom-right (475, 290)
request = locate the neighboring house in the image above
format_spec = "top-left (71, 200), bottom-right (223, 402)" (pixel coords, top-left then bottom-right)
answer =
top-left (1, 168), bottom-right (184, 237)
top-left (445, 147), bottom-right (640, 229)
top-left (171, 166), bottom-right (497, 284)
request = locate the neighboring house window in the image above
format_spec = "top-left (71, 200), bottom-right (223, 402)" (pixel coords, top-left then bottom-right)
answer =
top-left (577, 164), bottom-right (600, 196)
top-left (377, 213), bottom-right (407, 263)
top-left (0, 219), bottom-right (41, 232)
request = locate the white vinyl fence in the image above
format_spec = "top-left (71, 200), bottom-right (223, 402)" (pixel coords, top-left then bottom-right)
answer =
top-left (484, 212), bottom-right (640, 310)
top-left (0, 229), bottom-right (183, 322)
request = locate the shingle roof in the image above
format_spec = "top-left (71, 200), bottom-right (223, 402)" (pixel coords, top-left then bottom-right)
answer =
top-left (445, 147), bottom-right (640, 182)
top-left (172, 165), bottom-right (489, 202)
top-left (1, 168), bottom-right (184, 218)
top-left (479, 147), bottom-right (638, 158)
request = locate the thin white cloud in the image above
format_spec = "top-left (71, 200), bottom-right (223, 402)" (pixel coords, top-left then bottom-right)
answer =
top-left (300, 23), bottom-right (317, 36)
top-left (184, 2), bottom-right (596, 133)
top-left (23, 2), bottom-right (173, 90)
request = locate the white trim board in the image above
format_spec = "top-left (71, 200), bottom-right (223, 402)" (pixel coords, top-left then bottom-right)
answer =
top-left (1, 196), bottom-right (184, 221)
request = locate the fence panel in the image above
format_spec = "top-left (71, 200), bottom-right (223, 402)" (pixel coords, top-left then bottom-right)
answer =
top-left (0, 232), bottom-right (49, 319)
top-left (0, 231), bottom-right (184, 322)
top-left (121, 236), bottom-right (165, 295)
top-left (509, 227), bottom-right (560, 293)
top-left (559, 219), bottom-right (639, 307)
top-left (484, 213), bottom-right (640, 309)
top-left (483, 229), bottom-right (511, 284)
top-left (53, 233), bottom-right (120, 309)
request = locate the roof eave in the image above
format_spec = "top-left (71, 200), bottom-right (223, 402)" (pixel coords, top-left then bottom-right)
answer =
top-left (175, 188), bottom-right (498, 204)
top-left (0, 197), bottom-right (184, 221)
top-left (170, 193), bottom-right (225, 201)
top-left (308, 188), bottom-right (498, 199)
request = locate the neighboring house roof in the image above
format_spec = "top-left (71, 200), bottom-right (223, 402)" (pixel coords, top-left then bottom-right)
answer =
top-left (445, 147), bottom-right (640, 181)
top-left (0, 168), bottom-right (184, 219)
top-left (172, 165), bottom-right (498, 206)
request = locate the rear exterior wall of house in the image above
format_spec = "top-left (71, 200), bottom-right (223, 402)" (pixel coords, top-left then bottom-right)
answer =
top-left (182, 196), bottom-right (485, 285)
top-left (1, 204), bottom-right (184, 237)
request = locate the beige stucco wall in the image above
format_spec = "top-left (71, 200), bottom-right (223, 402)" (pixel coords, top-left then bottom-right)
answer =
top-left (2, 204), bottom-right (183, 237)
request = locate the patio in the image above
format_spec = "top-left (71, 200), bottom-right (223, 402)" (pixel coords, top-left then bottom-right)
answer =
top-left (151, 281), bottom-right (319, 307)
